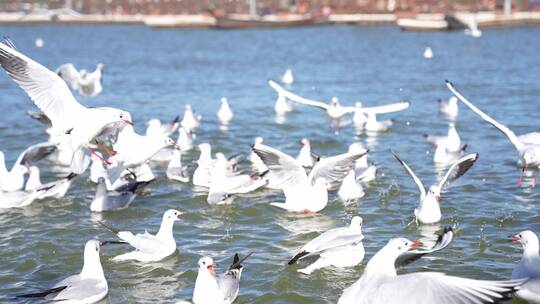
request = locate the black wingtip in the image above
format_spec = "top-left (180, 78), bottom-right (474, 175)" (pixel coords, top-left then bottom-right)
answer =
top-left (17, 286), bottom-right (67, 298)
top-left (288, 251), bottom-right (309, 265)
top-left (229, 252), bottom-right (253, 270)
top-left (66, 172), bottom-right (78, 180)
top-left (172, 115), bottom-right (180, 124)
top-left (97, 221), bottom-right (119, 235)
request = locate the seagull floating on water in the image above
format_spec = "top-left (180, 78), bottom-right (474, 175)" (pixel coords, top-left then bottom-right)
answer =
top-left (281, 68), bottom-right (294, 85)
top-left (338, 229), bottom-right (523, 304)
top-left (25, 166), bottom-right (77, 199)
top-left (423, 47), bottom-right (433, 59)
top-left (510, 230), bottom-right (540, 303)
top-left (145, 115), bottom-right (180, 139)
top-left (18, 240), bottom-right (108, 303)
top-left (217, 97), bottom-right (234, 125)
top-left (289, 216), bottom-right (364, 274)
top-left (90, 177), bottom-right (149, 212)
top-left (0, 39), bottom-right (132, 174)
top-left (167, 150), bottom-right (190, 183)
top-left (99, 209), bottom-right (182, 262)
top-left (425, 123), bottom-right (467, 165)
top-left (392, 151), bottom-right (478, 224)
top-left (193, 252), bottom-right (252, 304)
top-left (181, 104), bottom-right (201, 131)
top-left (274, 92), bottom-right (294, 115)
top-left (447, 80), bottom-right (540, 187)
top-left (439, 96), bottom-right (458, 118)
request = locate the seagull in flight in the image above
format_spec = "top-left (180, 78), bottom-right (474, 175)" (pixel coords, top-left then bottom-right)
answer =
top-left (447, 80), bottom-right (540, 187)
top-left (56, 63), bottom-right (104, 97)
top-left (0, 39), bottom-right (132, 174)
top-left (269, 80), bottom-right (409, 131)
top-left (252, 143), bottom-right (366, 213)
top-left (392, 151), bottom-right (479, 224)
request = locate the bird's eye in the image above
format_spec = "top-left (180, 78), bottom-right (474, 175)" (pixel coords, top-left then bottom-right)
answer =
top-left (95, 247), bottom-right (98, 252)
top-left (202, 261), bottom-right (206, 265)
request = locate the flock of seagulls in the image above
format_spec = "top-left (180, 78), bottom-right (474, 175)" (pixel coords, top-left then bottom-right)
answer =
top-left (0, 36), bottom-right (538, 304)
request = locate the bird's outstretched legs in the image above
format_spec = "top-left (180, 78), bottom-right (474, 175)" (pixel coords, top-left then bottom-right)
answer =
top-left (95, 140), bottom-right (117, 156)
top-left (89, 148), bottom-right (111, 165)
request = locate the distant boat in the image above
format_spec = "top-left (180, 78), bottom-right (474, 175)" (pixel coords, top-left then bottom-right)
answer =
top-left (214, 14), bottom-right (325, 29)
top-left (397, 14), bottom-right (466, 31)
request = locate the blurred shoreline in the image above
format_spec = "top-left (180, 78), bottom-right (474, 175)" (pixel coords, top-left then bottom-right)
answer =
top-left (0, 12), bottom-right (539, 30)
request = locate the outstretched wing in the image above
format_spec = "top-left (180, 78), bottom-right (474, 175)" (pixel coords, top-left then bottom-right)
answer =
top-left (395, 227), bottom-right (453, 268)
top-left (252, 143), bottom-right (309, 188)
top-left (308, 151), bottom-right (367, 189)
top-left (268, 80), bottom-right (329, 110)
top-left (0, 40), bottom-right (86, 130)
top-left (438, 153), bottom-right (479, 189)
top-left (15, 141), bottom-right (57, 167)
top-left (347, 101), bottom-right (410, 114)
top-left (446, 80), bottom-right (524, 152)
top-left (391, 150), bottom-right (426, 200)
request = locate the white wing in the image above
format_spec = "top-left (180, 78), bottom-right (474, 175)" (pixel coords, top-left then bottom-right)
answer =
top-left (370, 273), bottom-right (523, 304)
top-left (55, 63), bottom-right (82, 89)
top-left (0, 41), bottom-right (86, 130)
top-left (446, 81), bottom-right (524, 152)
top-left (117, 231), bottom-right (163, 254)
top-left (252, 143), bottom-right (309, 189)
top-left (268, 80), bottom-right (329, 110)
top-left (391, 151), bottom-right (426, 201)
top-left (349, 101), bottom-right (410, 114)
top-left (438, 153), bottom-right (479, 189)
top-left (308, 151), bottom-right (367, 189)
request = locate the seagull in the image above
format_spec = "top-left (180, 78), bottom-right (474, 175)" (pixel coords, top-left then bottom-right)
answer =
top-left (274, 92), bottom-right (294, 115)
top-left (0, 39), bottom-right (132, 174)
top-left (17, 240), bottom-right (108, 303)
top-left (288, 216), bottom-right (365, 274)
top-left (193, 143), bottom-right (215, 188)
top-left (107, 124), bottom-right (178, 182)
top-left (0, 142), bottom-right (57, 192)
top-left (167, 150), bottom-right (190, 183)
top-left (56, 63), bottom-right (104, 97)
top-left (269, 80), bottom-right (409, 131)
top-left (447, 80), bottom-right (540, 187)
top-left (424, 123), bottom-right (466, 165)
top-left (0, 188), bottom-right (49, 208)
top-left (510, 230), bottom-right (540, 303)
top-left (464, 15), bottom-right (482, 38)
top-left (25, 166), bottom-right (77, 199)
top-left (145, 115), bottom-right (180, 138)
top-left (296, 138), bottom-right (318, 168)
top-left (177, 127), bottom-right (195, 152)
top-left (353, 101), bottom-right (410, 132)
top-left (193, 252), bottom-right (253, 304)
top-left (349, 143), bottom-right (377, 183)
top-left (364, 112), bottom-right (393, 132)
top-left (392, 151), bottom-right (479, 224)
top-left (98, 209), bottom-right (182, 262)
top-left (338, 231), bottom-right (524, 304)
top-left (207, 159), bottom-right (267, 205)
top-left (281, 68), bottom-right (294, 85)
top-left (34, 37), bottom-right (44, 48)
top-left (252, 143), bottom-right (365, 213)
top-left (249, 137), bottom-right (268, 174)
top-left (217, 97), bottom-right (234, 125)
top-left (181, 104), bottom-right (201, 131)
top-left (439, 96), bottom-right (458, 118)
top-left (337, 168), bottom-right (365, 202)
top-left (90, 177), bottom-right (149, 212)
top-left (423, 47), bottom-right (433, 59)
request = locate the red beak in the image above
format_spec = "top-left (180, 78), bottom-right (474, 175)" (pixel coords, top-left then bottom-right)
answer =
top-left (508, 234), bottom-right (519, 243)
top-left (410, 240), bottom-right (422, 249)
top-left (436, 195), bottom-right (442, 203)
top-left (207, 264), bottom-right (216, 276)
top-left (122, 118), bottom-right (133, 126)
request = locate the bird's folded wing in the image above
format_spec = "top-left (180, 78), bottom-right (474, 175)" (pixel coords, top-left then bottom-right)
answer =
top-left (311, 233), bottom-right (365, 253)
top-left (268, 80), bottom-right (329, 110)
top-left (0, 41), bottom-right (86, 129)
top-left (373, 273), bottom-right (523, 304)
top-left (438, 154), bottom-right (479, 189)
top-left (308, 151), bottom-right (366, 188)
top-left (118, 231), bottom-right (162, 254)
top-left (52, 279), bottom-right (104, 302)
top-left (217, 270), bottom-right (241, 302)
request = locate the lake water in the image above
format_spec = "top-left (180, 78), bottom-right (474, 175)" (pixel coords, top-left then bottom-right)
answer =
top-left (0, 24), bottom-right (539, 303)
